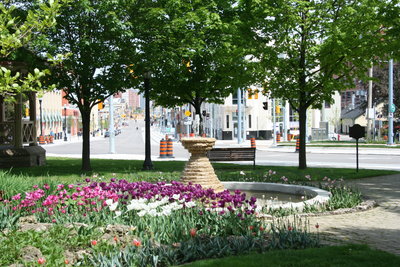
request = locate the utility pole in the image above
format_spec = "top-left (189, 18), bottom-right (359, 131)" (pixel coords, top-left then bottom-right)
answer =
top-left (272, 98), bottom-right (276, 146)
top-left (367, 65), bottom-right (373, 140)
top-left (388, 59), bottom-right (394, 145)
top-left (284, 100), bottom-right (289, 141)
top-left (243, 90), bottom-right (247, 142)
top-left (109, 94), bottom-right (116, 154)
top-left (237, 88), bottom-right (242, 144)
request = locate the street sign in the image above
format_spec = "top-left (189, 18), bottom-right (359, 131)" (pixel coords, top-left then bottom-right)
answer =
top-left (183, 116), bottom-right (192, 125)
top-left (389, 112), bottom-right (393, 118)
top-left (349, 124), bottom-right (365, 173)
top-left (185, 110), bottom-right (191, 117)
top-left (390, 104), bottom-right (396, 113)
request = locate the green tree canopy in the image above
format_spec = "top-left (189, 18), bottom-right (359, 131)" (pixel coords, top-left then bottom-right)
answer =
top-left (45, 0), bottom-right (135, 171)
top-left (0, 0), bottom-right (64, 99)
top-left (239, 0), bottom-right (392, 169)
top-left (124, 0), bottom-right (256, 133)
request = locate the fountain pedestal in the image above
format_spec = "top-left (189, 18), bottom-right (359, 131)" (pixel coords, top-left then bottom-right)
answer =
top-left (180, 138), bottom-right (224, 192)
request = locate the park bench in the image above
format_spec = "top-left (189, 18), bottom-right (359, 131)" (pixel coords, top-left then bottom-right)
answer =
top-left (207, 147), bottom-right (256, 168)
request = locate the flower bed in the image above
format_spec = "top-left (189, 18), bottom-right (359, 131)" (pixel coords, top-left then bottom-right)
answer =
top-left (0, 178), bottom-right (320, 266)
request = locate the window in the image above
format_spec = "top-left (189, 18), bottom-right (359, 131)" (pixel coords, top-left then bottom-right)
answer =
top-left (232, 92), bottom-right (238, 105)
top-left (325, 102), bottom-right (331, 108)
top-left (248, 115), bottom-right (252, 128)
top-left (226, 115), bottom-right (229, 128)
top-left (232, 92), bottom-right (245, 105)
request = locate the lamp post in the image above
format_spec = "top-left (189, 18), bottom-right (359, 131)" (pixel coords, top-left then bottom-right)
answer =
top-left (387, 59), bottom-right (394, 145)
top-left (39, 98), bottom-right (43, 137)
top-left (272, 98), bottom-right (277, 146)
top-left (143, 71), bottom-right (154, 170)
top-left (63, 105), bottom-right (67, 141)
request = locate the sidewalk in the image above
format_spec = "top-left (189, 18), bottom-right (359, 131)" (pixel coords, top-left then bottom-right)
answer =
top-left (307, 174), bottom-right (400, 255)
top-left (214, 138), bottom-right (400, 156)
top-left (49, 134), bottom-right (104, 147)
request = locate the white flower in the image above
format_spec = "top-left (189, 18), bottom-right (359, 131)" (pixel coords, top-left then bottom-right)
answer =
top-left (137, 210), bottom-right (147, 217)
top-left (172, 194), bottom-right (180, 200)
top-left (185, 201), bottom-right (196, 208)
top-left (148, 209), bottom-right (158, 217)
top-left (105, 199), bottom-right (114, 206)
top-left (162, 209), bottom-right (172, 216)
top-left (240, 171), bottom-right (245, 175)
top-left (109, 201), bottom-right (118, 211)
top-left (114, 210), bottom-right (122, 218)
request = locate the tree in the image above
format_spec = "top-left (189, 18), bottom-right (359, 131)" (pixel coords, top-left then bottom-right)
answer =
top-left (239, 0), bottom-right (391, 169)
top-left (45, 0), bottom-right (134, 171)
top-left (123, 0), bottom-right (255, 134)
top-left (359, 62), bottom-right (400, 118)
top-left (0, 0), bottom-right (64, 99)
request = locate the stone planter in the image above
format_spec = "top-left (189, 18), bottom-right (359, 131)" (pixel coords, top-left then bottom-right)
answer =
top-left (180, 137), bottom-right (224, 192)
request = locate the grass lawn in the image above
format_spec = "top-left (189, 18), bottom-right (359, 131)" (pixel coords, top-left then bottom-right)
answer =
top-left (1, 157), bottom-right (397, 183)
top-left (278, 140), bottom-right (400, 148)
top-left (0, 157), bottom-right (397, 199)
top-left (179, 244), bottom-right (400, 267)
top-left (2, 157), bottom-right (398, 182)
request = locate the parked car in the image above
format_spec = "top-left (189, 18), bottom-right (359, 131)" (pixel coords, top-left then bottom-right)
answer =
top-left (104, 131), bottom-right (110, 137)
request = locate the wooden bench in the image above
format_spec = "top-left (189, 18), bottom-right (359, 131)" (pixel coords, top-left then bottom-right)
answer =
top-left (207, 147), bottom-right (256, 168)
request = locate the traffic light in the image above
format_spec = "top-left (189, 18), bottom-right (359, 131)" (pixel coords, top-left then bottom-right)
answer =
top-left (98, 101), bottom-right (103, 110)
top-left (202, 110), bottom-right (207, 116)
top-left (275, 105), bottom-right (281, 114)
top-left (182, 59), bottom-right (192, 72)
top-left (263, 102), bottom-right (268, 110)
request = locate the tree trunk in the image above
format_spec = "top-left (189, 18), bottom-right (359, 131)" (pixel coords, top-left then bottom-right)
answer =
top-left (81, 107), bottom-right (92, 171)
top-left (298, 105), bottom-right (307, 169)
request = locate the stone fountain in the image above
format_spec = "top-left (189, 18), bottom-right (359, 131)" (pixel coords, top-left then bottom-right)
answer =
top-left (180, 137), bottom-right (224, 192)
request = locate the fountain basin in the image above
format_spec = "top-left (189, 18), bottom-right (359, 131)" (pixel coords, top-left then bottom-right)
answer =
top-left (222, 182), bottom-right (331, 211)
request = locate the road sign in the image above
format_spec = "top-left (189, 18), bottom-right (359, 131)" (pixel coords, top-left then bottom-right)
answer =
top-left (185, 110), bottom-right (191, 117)
top-left (390, 104), bottom-right (396, 113)
top-left (389, 112), bottom-right (393, 118)
top-left (183, 116), bottom-right (192, 125)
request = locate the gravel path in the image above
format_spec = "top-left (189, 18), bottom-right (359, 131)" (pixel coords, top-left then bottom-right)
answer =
top-left (307, 174), bottom-right (400, 255)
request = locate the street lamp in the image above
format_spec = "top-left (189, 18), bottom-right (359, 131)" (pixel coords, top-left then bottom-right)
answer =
top-left (143, 71), bottom-right (154, 170)
top-left (39, 97), bottom-right (43, 137)
top-left (63, 105), bottom-right (68, 141)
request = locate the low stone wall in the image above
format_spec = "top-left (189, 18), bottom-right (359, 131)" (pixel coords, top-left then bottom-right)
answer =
top-left (0, 146), bottom-right (46, 168)
top-left (222, 181), bottom-right (331, 211)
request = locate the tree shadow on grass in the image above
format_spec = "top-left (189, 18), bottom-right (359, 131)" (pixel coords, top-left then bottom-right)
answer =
top-left (2, 158), bottom-right (186, 179)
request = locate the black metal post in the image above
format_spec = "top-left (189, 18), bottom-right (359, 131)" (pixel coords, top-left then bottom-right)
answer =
top-left (143, 73), bottom-right (154, 170)
top-left (39, 99), bottom-right (43, 137)
top-left (356, 138), bottom-right (359, 172)
top-left (64, 107), bottom-right (68, 141)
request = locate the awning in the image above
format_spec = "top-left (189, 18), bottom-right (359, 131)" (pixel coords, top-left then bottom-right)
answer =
top-left (47, 112), bottom-right (53, 123)
top-left (51, 112), bottom-right (57, 122)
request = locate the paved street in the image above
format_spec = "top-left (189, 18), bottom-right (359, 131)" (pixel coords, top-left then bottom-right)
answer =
top-left (44, 120), bottom-right (400, 171)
